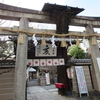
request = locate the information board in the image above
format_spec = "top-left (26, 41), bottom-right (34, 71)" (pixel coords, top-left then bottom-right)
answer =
top-left (75, 66), bottom-right (89, 97)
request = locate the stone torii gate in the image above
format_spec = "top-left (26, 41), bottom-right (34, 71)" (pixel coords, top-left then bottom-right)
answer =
top-left (0, 3), bottom-right (100, 100)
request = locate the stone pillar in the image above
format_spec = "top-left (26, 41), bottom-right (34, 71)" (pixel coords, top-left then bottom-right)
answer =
top-left (85, 24), bottom-right (100, 91)
top-left (13, 18), bottom-right (29, 100)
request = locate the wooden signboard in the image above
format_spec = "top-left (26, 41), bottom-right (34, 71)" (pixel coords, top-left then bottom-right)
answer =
top-left (35, 44), bottom-right (57, 57)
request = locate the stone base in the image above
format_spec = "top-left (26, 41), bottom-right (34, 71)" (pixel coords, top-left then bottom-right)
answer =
top-left (40, 78), bottom-right (46, 86)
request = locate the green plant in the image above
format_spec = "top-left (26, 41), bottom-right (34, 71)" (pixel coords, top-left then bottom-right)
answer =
top-left (0, 40), bottom-right (14, 60)
top-left (68, 45), bottom-right (88, 59)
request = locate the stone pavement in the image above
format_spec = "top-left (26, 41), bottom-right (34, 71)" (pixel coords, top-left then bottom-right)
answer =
top-left (27, 85), bottom-right (78, 100)
top-left (27, 80), bottom-right (93, 100)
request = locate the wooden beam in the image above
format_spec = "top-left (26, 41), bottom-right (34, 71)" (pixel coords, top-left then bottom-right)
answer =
top-left (0, 3), bottom-right (100, 27)
top-left (0, 8), bottom-right (100, 27)
top-left (71, 16), bottom-right (100, 27)
top-left (0, 9), bottom-right (53, 23)
top-left (0, 3), bottom-right (41, 14)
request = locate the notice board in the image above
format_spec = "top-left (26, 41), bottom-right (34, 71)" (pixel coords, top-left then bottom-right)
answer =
top-left (75, 66), bottom-right (89, 97)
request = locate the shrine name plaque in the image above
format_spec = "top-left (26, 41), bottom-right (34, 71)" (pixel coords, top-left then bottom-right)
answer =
top-left (35, 44), bottom-right (57, 57)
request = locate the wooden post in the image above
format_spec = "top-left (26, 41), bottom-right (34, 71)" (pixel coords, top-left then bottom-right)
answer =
top-left (13, 18), bottom-right (29, 100)
top-left (85, 24), bottom-right (100, 91)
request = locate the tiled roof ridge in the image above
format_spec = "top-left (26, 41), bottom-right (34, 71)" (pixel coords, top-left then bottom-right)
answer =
top-left (68, 59), bottom-right (91, 63)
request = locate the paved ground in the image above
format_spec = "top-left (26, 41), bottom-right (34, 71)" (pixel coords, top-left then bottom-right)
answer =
top-left (27, 86), bottom-right (78, 100)
top-left (27, 79), bottom-right (93, 100)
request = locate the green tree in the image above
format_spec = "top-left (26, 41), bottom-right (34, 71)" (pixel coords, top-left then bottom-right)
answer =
top-left (0, 40), bottom-right (14, 59)
top-left (68, 45), bottom-right (87, 59)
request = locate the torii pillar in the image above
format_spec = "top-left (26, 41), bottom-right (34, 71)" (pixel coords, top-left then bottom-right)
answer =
top-left (85, 24), bottom-right (100, 92)
top-left (13, 18), bottom-right (29, 100)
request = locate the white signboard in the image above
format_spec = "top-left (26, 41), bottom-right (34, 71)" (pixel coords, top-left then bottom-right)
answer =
top-left (75, 66), bottom-right (89, 97)
top-left (45, 73), bottom-right (50, 85)
top-left (35, 44), bottom-right (57, 57)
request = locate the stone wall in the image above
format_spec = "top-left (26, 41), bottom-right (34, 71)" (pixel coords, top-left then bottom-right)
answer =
top-left (0, 68), bottom-right (15, 100)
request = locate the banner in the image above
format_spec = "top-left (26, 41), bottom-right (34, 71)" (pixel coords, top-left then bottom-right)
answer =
top-left (40, 59), bottom-right (46, 66)
top-left (29, 58), bottom-right (65, 66)
top-left (47, 59), bottom-right (52, 66)
top-left (59, 59), bottom-right (65, 65)
top-left (27, 59), bottom-right (32, 66)
top-left (53, 59), bottom-right (59, 66)
top-left (33, 59), bottom-right (39, 66)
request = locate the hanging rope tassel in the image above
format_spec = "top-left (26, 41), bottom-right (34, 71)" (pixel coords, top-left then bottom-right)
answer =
top-left (41, 35), bottom-right (46, 45)
top-left (18, 33), bottom-right (24, 43)
top-left (69, 35), bottom-right (72, 46)
top-left (76, 37), bottom-right (80, 46)
top-left (92, 36), bottom-right (97, 45)
top-left (61, 37), bottom-right (67, 47)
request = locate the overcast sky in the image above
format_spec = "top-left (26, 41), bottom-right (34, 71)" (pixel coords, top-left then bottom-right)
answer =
top-left (0, 0), bottom-right (100, 32)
